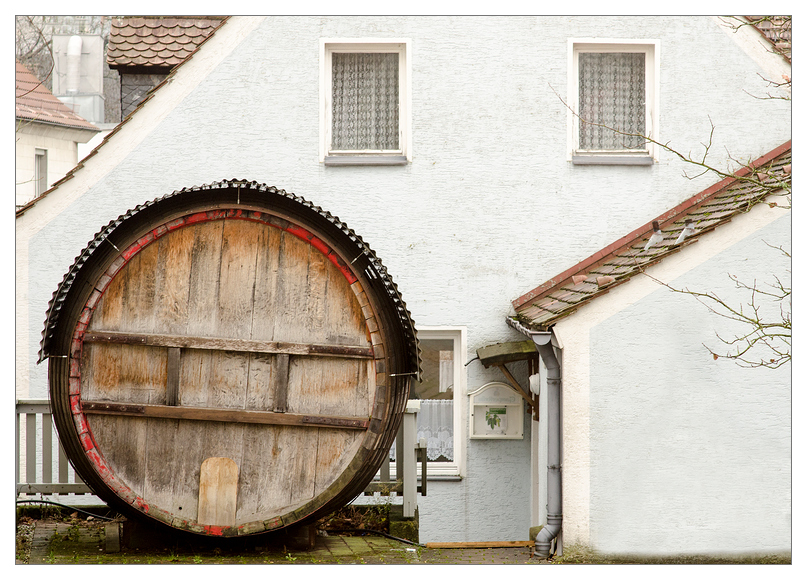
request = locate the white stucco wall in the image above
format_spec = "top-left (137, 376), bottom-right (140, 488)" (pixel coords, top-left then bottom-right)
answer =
top-left (588, 215), bottom-right (790, 555)
top-left (16, 16), bottom-right (790, 543)
top-left (554, 199), bottom-right (790, 555)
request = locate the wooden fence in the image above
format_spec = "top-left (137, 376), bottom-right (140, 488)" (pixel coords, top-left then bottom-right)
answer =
top-left (15, 399), bottom-right (92, 496)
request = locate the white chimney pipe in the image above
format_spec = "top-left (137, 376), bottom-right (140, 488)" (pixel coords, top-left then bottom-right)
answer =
top-left (66, 35), bottom-right (82, 94)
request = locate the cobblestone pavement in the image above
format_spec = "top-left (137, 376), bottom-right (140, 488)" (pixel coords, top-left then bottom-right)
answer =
top-left (22, 521), bottom-right (544, 565)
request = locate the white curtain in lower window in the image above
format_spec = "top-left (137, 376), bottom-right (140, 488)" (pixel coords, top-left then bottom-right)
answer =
top-left (388, 399), bottom-right (454, 462)
top-left (417, 399), bottom-right (454, 461)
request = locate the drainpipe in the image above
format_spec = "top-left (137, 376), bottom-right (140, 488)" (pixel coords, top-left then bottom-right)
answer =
top-left (528, 330), bottom-right (562, 558)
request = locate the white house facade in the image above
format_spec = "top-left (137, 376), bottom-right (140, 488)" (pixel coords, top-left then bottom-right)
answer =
top-left (16, 16), bottom-right (790, 554)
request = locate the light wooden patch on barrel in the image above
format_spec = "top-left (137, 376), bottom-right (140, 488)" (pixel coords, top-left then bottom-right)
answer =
top-left (198, 457), bottom-right (239, 527)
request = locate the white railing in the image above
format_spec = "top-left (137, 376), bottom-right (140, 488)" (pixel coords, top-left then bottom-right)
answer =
top-left (363, 400), bottom-right (427, 518)
top-left (15, 399), bottom-right (92, 496)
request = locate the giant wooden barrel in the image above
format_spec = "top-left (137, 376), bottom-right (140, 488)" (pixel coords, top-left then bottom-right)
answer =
top-left (40, 180), bottom-right (419, 537)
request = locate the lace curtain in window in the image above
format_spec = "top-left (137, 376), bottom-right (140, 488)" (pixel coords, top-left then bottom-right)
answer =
top-left (389, 399), bottom-right (454, 462)
top-left (331, 52), bottom-right (399, 151)
top-left (578, 52), bottom-right (646, 150)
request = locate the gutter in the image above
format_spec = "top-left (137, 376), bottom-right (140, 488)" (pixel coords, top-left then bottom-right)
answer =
top-left (507, 318), bottom-right (562, 558)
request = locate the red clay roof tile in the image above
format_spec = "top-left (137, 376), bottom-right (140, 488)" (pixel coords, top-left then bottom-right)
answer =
top-left (15, 60), bottom-right (99, 132)
top-left (107, 16), bottom-right (224, 69)
top-left (511, 141), bottom-right (792, 331)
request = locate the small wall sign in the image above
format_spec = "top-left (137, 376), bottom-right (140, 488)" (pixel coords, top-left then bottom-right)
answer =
top-left (469, 382), bottom-right (524, 439)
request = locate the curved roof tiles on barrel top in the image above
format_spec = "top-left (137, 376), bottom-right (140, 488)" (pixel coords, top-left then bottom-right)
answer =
top-left (107, 16), bottom-right (225, 68)
top-left (16, 60), bottom-right (99, 132)
top-left (38, 179), bottom-right (423, 379)
top-left (509, 141), bottom-right (792, 333)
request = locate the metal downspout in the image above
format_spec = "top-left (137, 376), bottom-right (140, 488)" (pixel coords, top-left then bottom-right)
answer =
top-left (531, 332), bottom-right (562, 558)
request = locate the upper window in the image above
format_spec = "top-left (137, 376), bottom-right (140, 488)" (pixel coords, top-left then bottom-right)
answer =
top-left (34, 148), bottom-right (48, 196)
top-left (568, 40), bottom-right (659, 165)
top-left (320, 40), bottom-right (410, 165)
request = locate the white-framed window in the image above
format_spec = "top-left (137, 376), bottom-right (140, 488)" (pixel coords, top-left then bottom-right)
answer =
top-left (34, 148), bottom-right (48, 196)
top-left (320, 39), bottom-right (411, 165)
top-left (568, 39), bottom-right (659, 165)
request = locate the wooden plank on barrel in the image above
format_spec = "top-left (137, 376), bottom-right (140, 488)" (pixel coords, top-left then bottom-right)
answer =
top-left (217, 220), bottom-right (260, 340)
top-left (119, 239), bottom-right (159, 334)
top-left (312, 357), bottom-right (367, 495)
top-left (153, 225), bottom-right (194, 335)
top-left (82, 343), bottom-right (166, 405)
top-left (141, 417), bottom-right (186, 516)
top-left (323, 263), bottom-right (376, 418)
top-left (313, 428), bottom-right (362, 495)
top-left (89, 258), bottom-right (125, 331)
top-left (235, 424), bottom-right (279, 519)
top-left (305, 243), bottom-right (329, 342)
top-left (83, 330), bottom-right (374, 358)
top-left (84, 414), bottom-right (148, 496)
top-left (208, 350), bottom-right (250, 409)
top-left (197, 455), bottom-right (240, 526)
top-left (165, 347), bottom-right (181, 406)
top-left (249, 222), bottom-right (281, 343)
top-left (272, 353), bottom-right (290, 413)
top-left (324, 249), bottom-right (369, 347)
top-left (282, 357), bottom-right (319, 507)
top-left (81, 401), bottom-right (370, 429)
top-left (245, 353), bottom-right (275, 411)
top-left (178, 349), bottom-right (249, 409)
top-left (272, 231), bottom-right (312, 344)
top-left (186, 219), bottom-right (225, 338)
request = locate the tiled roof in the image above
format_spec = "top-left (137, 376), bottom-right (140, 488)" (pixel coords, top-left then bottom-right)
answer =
top-left (747, 15), bottom-right (791, 61)
top-left (510, 142), bottom-right (792, 331)
top-left (107, 16), bottom-right (225, 69)
top-left (15, 60), bottom-right (99, 132)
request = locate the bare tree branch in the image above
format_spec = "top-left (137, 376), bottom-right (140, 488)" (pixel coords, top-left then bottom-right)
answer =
top-left (641, 250), bottom-right (790, 369)
top-left (549, 82), bottom-right (791, 206)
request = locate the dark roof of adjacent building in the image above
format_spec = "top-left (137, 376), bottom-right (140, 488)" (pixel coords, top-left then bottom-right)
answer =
top-left (16, 60), bottom-right (100, 132)
top-left (107, 16), bottom-right (225, 69)
top-left (510, 141), bottom-right (792, 332)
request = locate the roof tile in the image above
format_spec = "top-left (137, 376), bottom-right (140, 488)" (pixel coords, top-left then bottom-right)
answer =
top-left (107, 16), bottom-right (224, 69)
top-left (511, 142), bottom-right (791, 331)
top-left (15, 61), bottom-right (99, 132)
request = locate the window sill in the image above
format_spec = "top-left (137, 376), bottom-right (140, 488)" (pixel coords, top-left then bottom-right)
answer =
top-left (324, 155), bottom-right (408, 166)
top-left (572, 154), bottom-right (654, 166)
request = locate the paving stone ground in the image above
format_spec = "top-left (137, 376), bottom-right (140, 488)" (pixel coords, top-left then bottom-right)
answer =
top-left (21, 519), bottom-right (544, 565)
top-left (20, 517), bottom-right (790, 565)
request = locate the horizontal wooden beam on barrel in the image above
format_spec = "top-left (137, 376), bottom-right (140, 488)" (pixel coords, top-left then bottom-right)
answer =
top-left (81, 401), bottom-right (370, 430)
top-left (83, 331), bottom-right (373, 359)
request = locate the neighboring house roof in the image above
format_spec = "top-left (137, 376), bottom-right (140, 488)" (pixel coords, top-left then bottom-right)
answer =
top-left (15, 60), bottom-right (99, 132)
top-left (510, 142), bottom-right (792, 332)
top-left (747, 15), bottom-right (791, 61)
top-left (15, 17), bottom-right (230, 218)
top-left (107, 16), bottom-right (225, 69)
